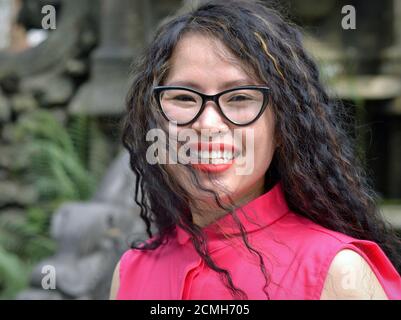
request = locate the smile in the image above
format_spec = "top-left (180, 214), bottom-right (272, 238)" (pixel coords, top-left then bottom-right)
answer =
top-left (188, 142), bottom-right (240, 172)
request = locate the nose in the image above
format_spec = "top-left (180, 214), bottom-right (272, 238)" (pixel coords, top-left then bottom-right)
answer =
top-left (191, 101), bottom-right (229, 134)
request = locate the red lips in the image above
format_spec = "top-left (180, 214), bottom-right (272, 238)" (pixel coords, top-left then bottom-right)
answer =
top-left (190, 142), bottom-right (236, 173)
top-left (192, 163), bottom-right (233, 173)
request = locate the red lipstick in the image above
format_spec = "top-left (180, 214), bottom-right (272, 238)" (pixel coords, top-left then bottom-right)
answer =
top-left (192, 163), bottom-right (233, 173)
top-left (190, 142), bottom-right (236, 173)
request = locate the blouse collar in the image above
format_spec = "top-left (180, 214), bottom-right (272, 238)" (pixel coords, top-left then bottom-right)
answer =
top-left (175, 181), bottom-right (290, 246)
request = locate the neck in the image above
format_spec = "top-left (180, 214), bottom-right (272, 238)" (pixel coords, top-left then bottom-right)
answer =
top-left (191, 179), bottom-right (266, 228)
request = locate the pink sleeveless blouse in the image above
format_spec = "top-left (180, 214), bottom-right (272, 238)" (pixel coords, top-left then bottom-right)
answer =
top-left (117, 182), bottom-right (401, 299)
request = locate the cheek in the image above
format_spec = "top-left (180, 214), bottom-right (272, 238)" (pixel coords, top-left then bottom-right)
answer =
top-left (246, 111), bottom-right (276, 173)
top-left (256, 123), bottom-right (275, 156)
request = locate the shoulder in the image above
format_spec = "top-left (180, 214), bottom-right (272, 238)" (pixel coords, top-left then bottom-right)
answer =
top-left (108, 245), bottom-right (154, 300)
top-left (277, 213), bottom-right (401, 299)
top-left (109, 246), bottom-right (155, 300)
top-left (109, 260), bottom-right (121, 300)
top-left (109, 248), bottom-right (150, 300)
top-left (320, 249), bottom-right (388, 300)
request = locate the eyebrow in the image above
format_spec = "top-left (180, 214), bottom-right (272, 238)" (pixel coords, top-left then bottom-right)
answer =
top-left (164, 79), bottom-right (260, 91)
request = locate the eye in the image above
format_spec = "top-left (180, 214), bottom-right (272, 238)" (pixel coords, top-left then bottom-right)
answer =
top-left (172, 95), bottom-right (197, 102)
top-left (227, 94), bottom-right (252, 102)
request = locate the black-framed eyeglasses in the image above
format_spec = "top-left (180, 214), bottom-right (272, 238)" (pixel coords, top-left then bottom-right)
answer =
top-left (153, 85), bottom-right (270, 126)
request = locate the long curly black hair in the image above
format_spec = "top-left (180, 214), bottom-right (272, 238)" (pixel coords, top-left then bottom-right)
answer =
top-left (121, 0), bottom-right (401, 299)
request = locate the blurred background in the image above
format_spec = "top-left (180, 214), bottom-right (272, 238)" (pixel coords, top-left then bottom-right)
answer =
top-left (0, 0), bottom-right (400, 300)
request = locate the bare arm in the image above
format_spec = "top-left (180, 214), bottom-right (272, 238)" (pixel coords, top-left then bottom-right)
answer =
top-left (109, 261), bottom-right (120, 300)
top-left (320, 249), bottom-right (388, 300)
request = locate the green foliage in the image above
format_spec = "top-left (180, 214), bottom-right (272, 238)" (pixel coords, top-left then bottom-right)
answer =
top-left (0, 110), bottom-right (110, 299)
top-left (0, 246), bottom-right (31, 299)
top-left (0, 208), bottom-right (55, 299)
top-left (379, 199), bottom-right (401, 206)
top-left (16, 111), bottom-right (101, 201)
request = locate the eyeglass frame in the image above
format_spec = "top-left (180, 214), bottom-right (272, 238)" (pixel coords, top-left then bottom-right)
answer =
top-left (153, 85), bottom-right (271, 126)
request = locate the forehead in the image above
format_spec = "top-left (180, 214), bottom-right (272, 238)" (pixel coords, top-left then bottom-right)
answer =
top-left (164, 32), bottom-right (258, 90)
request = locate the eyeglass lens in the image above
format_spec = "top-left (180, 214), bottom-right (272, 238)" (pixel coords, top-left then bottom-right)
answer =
top-left (159, 88), bottom-right (265, 125)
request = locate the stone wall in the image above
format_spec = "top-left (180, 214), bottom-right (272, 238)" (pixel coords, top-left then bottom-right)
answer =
top-left (0, 0), bottom-right (400, 299)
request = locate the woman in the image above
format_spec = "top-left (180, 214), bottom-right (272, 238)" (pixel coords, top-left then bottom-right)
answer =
top-left (110, 0), bottom-right (401, 299)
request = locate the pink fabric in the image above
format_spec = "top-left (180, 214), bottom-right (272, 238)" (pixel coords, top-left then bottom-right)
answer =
top-left (117, 182), bottom-right (401, 299)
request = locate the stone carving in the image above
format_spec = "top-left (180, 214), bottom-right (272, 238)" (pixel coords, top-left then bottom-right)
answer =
top-left (17, 150), bottom-right (146, 300)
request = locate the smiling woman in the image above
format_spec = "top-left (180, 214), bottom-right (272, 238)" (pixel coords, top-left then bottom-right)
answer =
top-left (112, 0), bottom-right (401, 300)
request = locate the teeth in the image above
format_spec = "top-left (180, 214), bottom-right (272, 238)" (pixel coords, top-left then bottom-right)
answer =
top-left (212, 158), bottom-right (224, 164)
top-left (190, 150), bottom-right (236, 163)
top-left (192, 151), bottom-right (234, 159)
